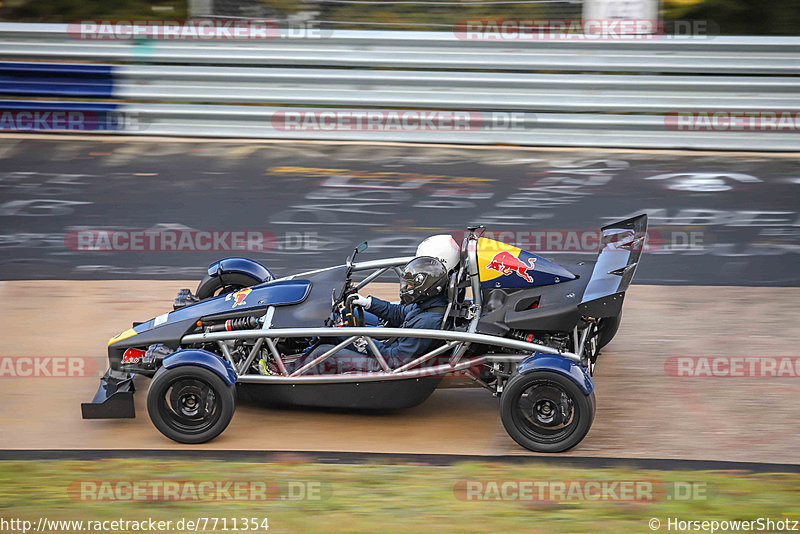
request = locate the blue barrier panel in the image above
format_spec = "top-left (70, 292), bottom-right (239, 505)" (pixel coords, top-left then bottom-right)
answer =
top-left (0, 62), bottom-right (114, 98)
top-left (0, 62), bottom-right (113, 74)
top-left (0, 100), bottom-right (118, 110)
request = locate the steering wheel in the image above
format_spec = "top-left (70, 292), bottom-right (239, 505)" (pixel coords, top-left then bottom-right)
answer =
top-left (345, 294), bottom-right (366, 327)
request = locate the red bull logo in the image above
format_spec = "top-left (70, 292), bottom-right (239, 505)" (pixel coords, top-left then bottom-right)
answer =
top-left (486, 251), bottom-right (537, 283)
top-left (226, 288), bottom-right (252, 308)
top-left (121, 348), bottom-right (145, 364)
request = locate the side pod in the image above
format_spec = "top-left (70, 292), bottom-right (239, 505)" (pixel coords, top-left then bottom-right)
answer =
top-left (161, 349), bottom-right (238, 386)
top-left (517, 352), bottom-right (594, 395)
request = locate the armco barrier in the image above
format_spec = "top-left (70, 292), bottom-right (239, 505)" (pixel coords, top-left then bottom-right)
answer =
top-left (1, 23), bottom-right (799, 150)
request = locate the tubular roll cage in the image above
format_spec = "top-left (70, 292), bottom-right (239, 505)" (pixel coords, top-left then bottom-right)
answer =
top-left (180, 244), bottom-right (590, 385)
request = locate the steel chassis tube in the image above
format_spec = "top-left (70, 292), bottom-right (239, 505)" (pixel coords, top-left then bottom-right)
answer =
top-left (235, 354), bottom-right (532, 384)
top-left (183, 327), bottom-right (579, 362)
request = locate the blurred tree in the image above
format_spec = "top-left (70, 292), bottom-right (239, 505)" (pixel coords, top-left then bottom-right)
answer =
top-left (1, 0), bottom-right (798, 35)
top-left (0, 0), bottom-right (186, 22)
top-left (663, 0), bottom-right (800, 35)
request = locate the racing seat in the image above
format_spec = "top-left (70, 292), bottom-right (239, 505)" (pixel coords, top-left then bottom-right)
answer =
top-left (440, 261), bottom-right (471, 331)
top-left (440, 271), bottom-right (458, 329)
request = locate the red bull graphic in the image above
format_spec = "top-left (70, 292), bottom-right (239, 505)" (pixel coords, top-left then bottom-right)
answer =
top-left (486, 251), bottom-right (537, 283)
top-left (226, 288), bottom-right (252, 308)
top-left (121, 348), bottom-right (145, 364)
top-left (477, 237), bottom-right (576, 289)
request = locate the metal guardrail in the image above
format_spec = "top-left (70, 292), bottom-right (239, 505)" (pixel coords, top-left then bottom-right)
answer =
top-left (112, 67), bottom-right (799, 112)
top-left (1, 23), bottom-right (799, 150)
top-left (4, 36), bottom-right (800, 74)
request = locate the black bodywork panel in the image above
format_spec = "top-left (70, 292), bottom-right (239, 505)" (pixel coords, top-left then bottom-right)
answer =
top-left (80, 370), bottom-right (136, 419)
top-left (237, 377), bottom-right (441, 410)
top-left (270, 266), bottom-right (349, 328)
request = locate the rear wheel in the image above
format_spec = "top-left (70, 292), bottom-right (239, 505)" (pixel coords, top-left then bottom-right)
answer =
top-left (500, 371), bottom-right (594, 453)
top-left (196, 272), bottom-right (261, 300)
top-left (147, 366), bottom-right (236, 444)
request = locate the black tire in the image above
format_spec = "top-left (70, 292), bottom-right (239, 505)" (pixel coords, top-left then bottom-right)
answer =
top-left (500, 371), bottom-right (595, 453)
top-left (196, 272), bottom-right (261, 300)
top-left (596, 313), bottom-right (622, 349)
top-left (147, 365), bottom-right (236, 444)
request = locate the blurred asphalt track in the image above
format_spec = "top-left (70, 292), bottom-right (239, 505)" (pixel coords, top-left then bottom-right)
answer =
top-left (2, 135), bottom-right (800, 463)
top-left (1, 135), bottom-right (799, 285)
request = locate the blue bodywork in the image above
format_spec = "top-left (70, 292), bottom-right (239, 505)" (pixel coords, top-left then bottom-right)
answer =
top-left (517, 352), bottom-right (594, 395)
top-left (129, 279), bottom-right (311, 337)
top-left (481, 250), bottom-right (577, 290)
top-left (162, 349), bottom-right (238, 386)
top-left (207, 257), bottom-right (274, 283)
top-left (172, 279), bottom-right (309, 319)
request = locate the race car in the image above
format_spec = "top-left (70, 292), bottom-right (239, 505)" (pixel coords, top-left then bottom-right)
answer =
top-left (82, 215), bottom-right (647, 453)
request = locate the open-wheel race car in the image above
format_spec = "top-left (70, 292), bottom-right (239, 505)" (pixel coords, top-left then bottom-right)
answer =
top-left (82, 215), bottom-right (647, 453)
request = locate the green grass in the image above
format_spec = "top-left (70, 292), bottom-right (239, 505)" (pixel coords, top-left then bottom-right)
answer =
top-left (1, 459), bottom-right (799, 533)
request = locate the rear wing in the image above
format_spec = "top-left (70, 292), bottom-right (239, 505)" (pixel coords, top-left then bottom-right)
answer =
top-left (579, 214), bottom-right (648, 317)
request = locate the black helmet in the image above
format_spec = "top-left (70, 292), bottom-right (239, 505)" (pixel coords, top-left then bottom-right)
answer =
top-left (399, 256), bottom-right (448, 305)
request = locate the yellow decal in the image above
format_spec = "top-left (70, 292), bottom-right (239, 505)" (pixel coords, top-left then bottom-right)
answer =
top-left (226, 288), bottom-right (253, 308)
top-left (477, 237), bottom-right (523, 283)
top-left (108, 328), bottom-right (137, 346)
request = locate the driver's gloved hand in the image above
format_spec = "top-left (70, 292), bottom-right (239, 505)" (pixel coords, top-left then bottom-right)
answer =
top-left (352, 294), bottom-right (372, 310)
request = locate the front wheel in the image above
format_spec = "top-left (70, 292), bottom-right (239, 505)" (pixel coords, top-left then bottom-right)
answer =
top-left (500, 371), bottom-right (595, 453)
top-left (147, 365), bottom-right (236, 444)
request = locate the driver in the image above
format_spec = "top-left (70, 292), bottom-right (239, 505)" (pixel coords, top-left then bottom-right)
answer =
top-left (287, 256), bottom-right (450, 374)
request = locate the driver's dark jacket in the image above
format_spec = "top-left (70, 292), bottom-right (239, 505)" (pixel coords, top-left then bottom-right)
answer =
top-left (368, 294), bottom-right (448, 361)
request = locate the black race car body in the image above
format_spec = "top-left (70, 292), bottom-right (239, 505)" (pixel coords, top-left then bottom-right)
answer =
top-left (82, 215), bottom-right (647, 453)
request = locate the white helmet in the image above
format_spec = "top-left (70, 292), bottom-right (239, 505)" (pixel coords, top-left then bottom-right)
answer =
top-left (416, 234), bottom-right (461, 273)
